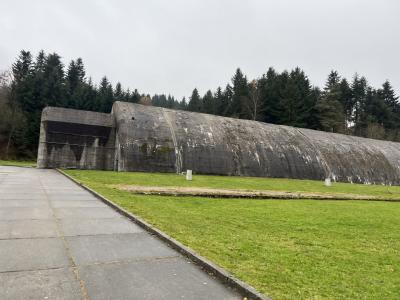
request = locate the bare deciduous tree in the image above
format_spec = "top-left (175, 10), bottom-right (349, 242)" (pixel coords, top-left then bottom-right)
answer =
top-left (243, 80), bottom-right (263, 121)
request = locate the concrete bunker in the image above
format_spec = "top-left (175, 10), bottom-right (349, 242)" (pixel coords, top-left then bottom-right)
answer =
top-left (37, 107), bottom-right (115, 170)
top-left (38, 101), bottom-right (400, 185)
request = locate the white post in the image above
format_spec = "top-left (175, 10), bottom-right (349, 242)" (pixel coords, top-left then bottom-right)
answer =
top-left (324, 178), bottom-right (332, 187)
top-left (186, 170), bottom-right (192, 181)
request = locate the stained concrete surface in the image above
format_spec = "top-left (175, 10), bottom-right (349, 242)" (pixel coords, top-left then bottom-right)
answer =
top-left (0, 166), bottom-right (241, 300)
top-left (38, 103), bottom-right (400, 185)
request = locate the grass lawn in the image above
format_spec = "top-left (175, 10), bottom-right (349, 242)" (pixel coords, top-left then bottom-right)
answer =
top-left (66, 169), bottom-right (400, 199)
top-left (65, 170), bottom-right (400, 299)
top-left (0, 160), bottom-right (36, 167)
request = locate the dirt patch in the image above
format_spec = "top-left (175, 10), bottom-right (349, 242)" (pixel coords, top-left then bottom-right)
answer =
top-left (112, 185), bottom-right (400, 202)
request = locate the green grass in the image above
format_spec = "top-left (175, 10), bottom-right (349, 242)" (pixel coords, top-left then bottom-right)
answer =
top-left (0, 160), bottom-right (36, 167)
top-left (65, 169), bottom-right (400, 299)
top-left (65, 169), bottom-right (400, 199)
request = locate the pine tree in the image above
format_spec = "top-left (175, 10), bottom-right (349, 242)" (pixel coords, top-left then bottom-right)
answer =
top-left (315, 71), bottom-right (345, 133)
top-left (80, 77), bottom-right (98, 111)
top-left (66, 58), bottom-right (86, 108)
top-left (351, 74), bottom-right (368, 135)
top-left (379, 80), bottom-right (399, 109)
top-left (188, 88), bottom-right (202, 112)
top-left (167, 95), bottom-right (175, 108)
top-left (270, 68), bottom-right (314, 127)
top-left (114, 82), bottom-right (123, 101)
top-left (202, 90), bottom-right (215, 114)
top-left (128, 89), bottom-right (140, 103)
top-left (180, 97), bottom-right (187, 110)
top-left (307, 87), bottom-right (322, 129)
top-left (97, 76), bottom-right (114, 112)
top-left (42, 53), bottom-right (66, 108)
top-left (32, 51), bottom-right (46, 109)
top-left (360, 88), bottom-right (389, 139)
top-left (220, 84), bottom-right (233, 116)
top-left (378, 80), bottom-right (399, 131)
top-left (338, 78), bottom-right (353, 131)
top-left (258, 67), bottom-right (279, 124)
top-left (230, 68), bottom-right (249, 118)
top-left (214, 87), bottom-right (224, 116)
top-left (11, 50), bottom-right (34, 112)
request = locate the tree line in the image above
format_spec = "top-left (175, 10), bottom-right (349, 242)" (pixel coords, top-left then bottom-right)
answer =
top-left (0, 50), bottom-right (399, 159)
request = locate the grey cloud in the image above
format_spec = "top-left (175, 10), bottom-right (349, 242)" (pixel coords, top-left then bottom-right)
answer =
top-left (1, 0), bottom-right (399, 98)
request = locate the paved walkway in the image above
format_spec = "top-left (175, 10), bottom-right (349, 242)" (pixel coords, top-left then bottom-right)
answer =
top-left (0, 166), bottom-right (240, 300)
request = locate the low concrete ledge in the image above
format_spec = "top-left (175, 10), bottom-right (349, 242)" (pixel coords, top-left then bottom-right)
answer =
top-left (114, 184), bottom-right (400, 202)
top-left (57, 169), bottom-right (270, 300)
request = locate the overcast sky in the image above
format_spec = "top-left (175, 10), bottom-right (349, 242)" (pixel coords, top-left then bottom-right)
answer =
top-left (1, 0), bottom-right (399, 98)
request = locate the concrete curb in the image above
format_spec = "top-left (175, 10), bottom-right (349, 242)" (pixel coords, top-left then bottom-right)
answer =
top-left (57, 169), bottom-right (271, 300)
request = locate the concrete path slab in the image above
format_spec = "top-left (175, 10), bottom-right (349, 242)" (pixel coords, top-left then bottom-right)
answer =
top-left (80, 258), bottom-right (240, 300)
top-left (0, 199), bottom-right (48, 207)
top-left (54, 207), bottom-right (119, 219)
top-left (0, 238), bottom-right (70, 272)
top-left (48, 195), bottom-right (104, 201)
top-left (0, 166), bottom-right (241, 300)
top-left (66, 233), bottom-right (179, 265)
top-left (52, 200), bottom-right (108, 208)
top-left (0, 207), bottom-right (54, 220)
top-left (0, 268), bottom-right (81, 300)
top-left (0, 219), bottom-right (58, 239)
top-left (61, 218), bottom-right (143, 236)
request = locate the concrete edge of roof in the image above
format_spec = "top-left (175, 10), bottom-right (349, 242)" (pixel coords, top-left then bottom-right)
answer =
top-left (57, 168), bottom-right (271, 300)
top-left (41, 106), bottom-right (114, 127)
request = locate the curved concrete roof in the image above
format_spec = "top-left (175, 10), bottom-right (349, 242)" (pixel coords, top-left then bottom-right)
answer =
top-left (113, 101), bottom-right (400, 185)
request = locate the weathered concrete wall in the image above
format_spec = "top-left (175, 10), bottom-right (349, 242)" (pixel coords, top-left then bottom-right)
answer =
top-left (37, 107), bottom-right (115, 170)
top-left (113, 102), bottom-right (400, 185)
top-left (38, 102), bottom-right (400, 184)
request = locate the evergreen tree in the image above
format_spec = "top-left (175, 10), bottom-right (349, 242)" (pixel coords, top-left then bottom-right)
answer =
top-left (338, 78), bottom-right (353, 131)
top-left (271, 68), bottom-right (314, 127)
top-left (180, 97), bottom-right (187, 110)
top-left (351, 74), bottom-right (368, 135)
top-left (42, 53), bottom-right (66, 108)
top-left (307, 87), bottom-right (322, 129)
top-left (128, 89), bottom-right (140, 103)
top-left (81, 77), bottom-right (98, 111)
top-left (167, 95), bottom-right (175, 108)
top-left (202, 90), bottom-right (215, 114)
top-left (230, 68), bottom-right (249, 118)
top-left (5, 49), bottom-right (400, 158)
top-left (214, 87), bottom-right (225, 116)
top-left (315, 96), bottom-right (345, 133)
top-left (97, 76), bottom-right (114, 112)
top-left (220, 84), bottom-right (233, 116)
top-left (379, 80), bottom-right (399, 109)
top-left (188, 88), bottom-right (202, 112)
top-left (378, 80), bottom-right (399, 131)
top-left (31, 51), bottom-right (46, 109)
top-left (114, 82), bottom-right (123, 101)
top-left (315, 71), bottom-right (345, 133)
top-left (11, 50), bottom-right (34, 112)
top-left (66, 58), bottom-right (86, 108)
top-left (361, 88), bottom-right (388, 139)
top-left (258, 67), bottom-right (280, 124)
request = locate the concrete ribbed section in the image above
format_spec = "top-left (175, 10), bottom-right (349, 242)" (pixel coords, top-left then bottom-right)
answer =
top-left (113, 102), bottom-right (400, 184)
